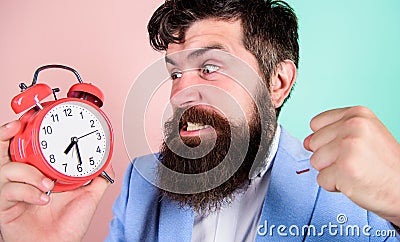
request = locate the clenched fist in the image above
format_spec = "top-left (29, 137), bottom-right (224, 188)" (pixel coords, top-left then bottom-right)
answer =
top-left (304, 106), bottom-right (400, 226)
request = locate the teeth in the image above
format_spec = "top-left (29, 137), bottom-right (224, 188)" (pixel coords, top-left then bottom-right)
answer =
top-left (186, 122), bottom-right (211, 131)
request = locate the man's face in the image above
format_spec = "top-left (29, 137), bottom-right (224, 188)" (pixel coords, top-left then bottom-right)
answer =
top-left (157, 19), bottom-right (277, 213)
top-left (166, 19), bottom-right (263, 126)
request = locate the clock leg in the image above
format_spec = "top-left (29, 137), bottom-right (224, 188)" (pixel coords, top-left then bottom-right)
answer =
top-left (45, 180), bottom-right (57, 195)
top-left (101, 171), bottom-right (114, 184)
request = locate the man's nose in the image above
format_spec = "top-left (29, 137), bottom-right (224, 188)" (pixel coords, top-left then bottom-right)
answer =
top-left (170, 71), bottom-right (203, 109)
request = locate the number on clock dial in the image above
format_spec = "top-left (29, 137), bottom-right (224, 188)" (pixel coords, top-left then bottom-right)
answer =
top-left (38, 102), bottom-right (109, 177)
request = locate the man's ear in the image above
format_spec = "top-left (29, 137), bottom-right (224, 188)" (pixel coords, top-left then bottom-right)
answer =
top-left (270, 60), bottom-right (297, 108)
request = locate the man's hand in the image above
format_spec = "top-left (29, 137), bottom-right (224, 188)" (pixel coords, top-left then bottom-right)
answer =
top-left (304, 106), bottom-right (400, 226)
top-left (0, 120), bottom-right (114, 242)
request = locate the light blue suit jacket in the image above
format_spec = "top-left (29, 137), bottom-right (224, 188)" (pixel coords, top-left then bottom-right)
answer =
top-left (106, 127), bottom-right (397, 241)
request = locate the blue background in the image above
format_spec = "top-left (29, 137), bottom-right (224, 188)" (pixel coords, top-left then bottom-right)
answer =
top-left (280, 1), bottom-right (399, 141)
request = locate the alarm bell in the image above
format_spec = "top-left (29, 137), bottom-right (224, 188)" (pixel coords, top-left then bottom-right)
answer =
top-left (11, 64), bottom-right (105, 112)
top-left (11, 83), bottom-right (53, 114)
top-left (67, 83), bottom-right (104, 108)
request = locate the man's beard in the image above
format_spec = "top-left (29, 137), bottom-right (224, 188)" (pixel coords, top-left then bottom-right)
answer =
top-left (157, 91), bottom-right (277, 215)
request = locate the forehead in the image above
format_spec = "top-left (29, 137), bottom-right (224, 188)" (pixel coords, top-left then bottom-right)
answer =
top-left (166, 19), bottom-right (244, 56)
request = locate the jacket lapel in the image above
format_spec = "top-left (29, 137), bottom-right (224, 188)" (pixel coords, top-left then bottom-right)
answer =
top-left (256, 127), bottom-right (320, 241)
top-left (134, 154), bottom-right (195, 241)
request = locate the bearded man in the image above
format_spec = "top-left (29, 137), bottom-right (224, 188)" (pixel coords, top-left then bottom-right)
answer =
top-left (0, 0), bottom-right (399, 241)
top-left (106, 0), bottom-right (400, 241)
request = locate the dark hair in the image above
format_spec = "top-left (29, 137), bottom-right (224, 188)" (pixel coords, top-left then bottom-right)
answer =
top-left (147, 0), bottom-right (299, 115)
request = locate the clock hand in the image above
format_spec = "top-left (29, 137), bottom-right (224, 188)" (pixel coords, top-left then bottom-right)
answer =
top-left (64, 137), bottom-right (78, 154)
top-left (65, 130), bottom-right (98, 155)
top-left (78, 130), bottom-right (98, 140)
top-left (75, 142), bottom-right (83, 165)
top-left (65, 137), bottom-right (82, 165)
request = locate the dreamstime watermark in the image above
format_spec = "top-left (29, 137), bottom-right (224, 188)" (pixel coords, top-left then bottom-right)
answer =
top-left (257, 214), bottom-right (397, 238)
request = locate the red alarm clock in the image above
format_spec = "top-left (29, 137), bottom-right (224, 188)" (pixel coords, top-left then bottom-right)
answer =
top-left (10, 64), bottom-right (114, 192)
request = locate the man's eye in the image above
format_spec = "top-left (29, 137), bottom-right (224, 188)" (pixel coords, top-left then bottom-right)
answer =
top-left (171, 71), bottom-right (182, 80)
top-left (201, 64), bottom-right (220, 75)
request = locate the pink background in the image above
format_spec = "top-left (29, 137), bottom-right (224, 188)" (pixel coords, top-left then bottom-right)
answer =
top-left (2, 1), bottom-right (399, 241)
top-left (0, 0), bottom-right (164, 241)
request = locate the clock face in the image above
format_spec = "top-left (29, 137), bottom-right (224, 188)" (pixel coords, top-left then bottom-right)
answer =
top-left (38, 101), bottom-right (111, 177)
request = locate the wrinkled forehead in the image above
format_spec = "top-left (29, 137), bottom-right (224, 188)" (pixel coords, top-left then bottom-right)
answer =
top-left (164, 19), bottom-right (245, 55)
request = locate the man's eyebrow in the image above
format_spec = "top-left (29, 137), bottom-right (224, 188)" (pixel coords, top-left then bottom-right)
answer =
top-left (165, 44), bottom-right (227, 66)
top-left (165, 55), bottom-right (176, 65)
top-left (187, 44), bottom-right (227, 60)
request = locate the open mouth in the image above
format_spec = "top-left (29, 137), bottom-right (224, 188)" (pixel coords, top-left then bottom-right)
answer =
top-left (180, 121), bottom-right (213, 137)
